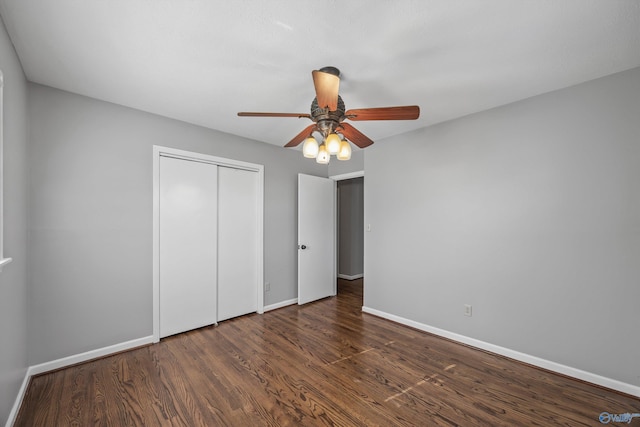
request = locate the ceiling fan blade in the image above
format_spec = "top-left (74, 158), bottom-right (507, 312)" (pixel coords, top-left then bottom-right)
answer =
top-left (312, 69), bottom-right (340, 111)
top-left (238, 112), bottom-right (311, 119)
top-left (339, 123), bottom-right (374, 148)
top-left (345, 105), bottom-right (420, 121)
top-left (284, 124), bottom-right (317, 148)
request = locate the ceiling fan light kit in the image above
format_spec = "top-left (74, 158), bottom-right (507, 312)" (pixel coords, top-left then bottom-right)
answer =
top-left (302, 136), bottom-right (319, 158)
top-left (238, 67), bottom-right (420, 162)
top-left (325, 133), bottom-right (342, 155)
top-left (316, 144), bottom-right (330, 165)
top-left (337, 138), bottom-right (352, 161)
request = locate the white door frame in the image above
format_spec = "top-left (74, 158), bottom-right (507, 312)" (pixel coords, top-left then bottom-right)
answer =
top-left (329, 170), bottom-right (364, 283)
top-left (152, 145), bottom-right (264, 343)
top-left (329, 171), bottom-right (364, 182)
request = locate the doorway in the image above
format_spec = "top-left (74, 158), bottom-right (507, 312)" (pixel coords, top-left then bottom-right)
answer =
top-left (336, 176), bottom-right (364, 281)
top-left (332, 172), bottom-right (364, 305)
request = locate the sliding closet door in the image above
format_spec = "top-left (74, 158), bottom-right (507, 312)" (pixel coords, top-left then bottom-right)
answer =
top-left (217, 166), bottom-right (259, 321)
top-left (159, 156), bottom-right (218, 338)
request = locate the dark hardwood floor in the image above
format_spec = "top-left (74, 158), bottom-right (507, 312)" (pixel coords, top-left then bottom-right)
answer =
top-left (16, 279), bottom-right (640, 426)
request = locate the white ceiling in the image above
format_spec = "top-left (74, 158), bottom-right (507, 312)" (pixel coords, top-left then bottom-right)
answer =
top-left (1, 1), bottom-right (639, 147)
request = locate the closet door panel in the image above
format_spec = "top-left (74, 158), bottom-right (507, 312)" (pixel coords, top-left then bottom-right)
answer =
top-left (159, 156), bottom-right (218, 338)
top-left (217, 166), bottom-right (258, 321)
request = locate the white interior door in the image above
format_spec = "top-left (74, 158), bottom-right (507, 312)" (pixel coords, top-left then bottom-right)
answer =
top-left (159, 156), bottom-right (218, 338)
top-left (298, 174), bottom-right (336, 305)
top-left (217, 166), bottom-right (259, 321)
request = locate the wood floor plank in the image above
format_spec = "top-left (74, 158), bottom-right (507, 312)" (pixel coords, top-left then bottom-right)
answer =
top-left (15, 279), bottom-right (640, 426)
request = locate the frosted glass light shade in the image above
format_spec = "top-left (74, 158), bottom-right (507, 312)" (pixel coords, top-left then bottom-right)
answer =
top-left (302, 137), bottom-right (319, 158)
top-left (337, 139), bottom-right (351, 160)
top-left (325, 133), bottom-right (341, 155)
top-left (316, 144), bottom-right (330, 164)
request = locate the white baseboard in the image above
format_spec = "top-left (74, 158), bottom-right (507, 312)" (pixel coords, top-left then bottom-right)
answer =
top-left (6, 335), bottom-right (154, 427)
top-left (338, 273), bottom-right (363, 281)
top-left (5, 369), bottom-right (30, 427)
top-left (264, 298), bottom-right (297, 312)
top-left (27, 335), bottom-right (154, 376)
top-left (362, 306), bottom-right (640, 398)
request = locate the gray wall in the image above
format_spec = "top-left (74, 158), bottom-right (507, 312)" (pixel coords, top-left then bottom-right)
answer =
top-left (328, 149), bottom-right (364, 177)
top-left (364, 67), bottom-right (640, 386)
top-left (338, 177), bottom-right (364, 277)
top-left (27, 84), bottom-right (326, 365)
top-left (0, 16), bottom-right (29, 425)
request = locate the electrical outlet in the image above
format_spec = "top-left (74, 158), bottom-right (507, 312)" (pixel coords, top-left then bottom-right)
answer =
top-left (464, 304), bottom-right (472, 317)
top-left (265, 282), bottom-right (270, 292)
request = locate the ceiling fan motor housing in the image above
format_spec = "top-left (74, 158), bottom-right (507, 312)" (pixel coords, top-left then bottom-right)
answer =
top-left (311, 95), bottom-right (345, 136)
top-left (318, 66), bottom-right (340, 77)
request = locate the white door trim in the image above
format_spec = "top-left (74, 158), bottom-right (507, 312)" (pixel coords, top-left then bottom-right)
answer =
top-left (330, 170), bottom-right (364, 285)
top-left (152, 145), bottom-right (264, 343)
top-left (329, 170), bottom-right (364, 181)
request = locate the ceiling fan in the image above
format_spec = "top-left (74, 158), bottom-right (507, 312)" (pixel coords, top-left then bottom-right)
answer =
top-left (238, 66), bottom-right (420, 163)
